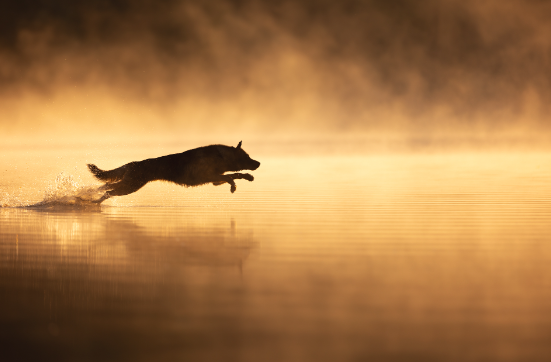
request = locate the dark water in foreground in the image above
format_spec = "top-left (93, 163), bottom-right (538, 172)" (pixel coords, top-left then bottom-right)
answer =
top-left (1, 148), bottom-right (551, 361)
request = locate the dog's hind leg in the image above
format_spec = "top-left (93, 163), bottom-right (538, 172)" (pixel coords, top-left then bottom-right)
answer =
top-left (74, 192), bottom-right (111, 204)
top-left (91, 193), bottom-right (111, 204)
top-left (98, 183), bottom-right (113, 191)
top-left (106, 179), bottom-right (149, 197)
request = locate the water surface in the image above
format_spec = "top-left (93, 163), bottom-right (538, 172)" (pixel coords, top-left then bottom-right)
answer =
top-left (1, 146), bottom-right (551, 361)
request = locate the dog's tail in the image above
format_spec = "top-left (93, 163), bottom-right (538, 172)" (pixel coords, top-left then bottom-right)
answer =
top-left (87, 164), bottom-right (127, 183)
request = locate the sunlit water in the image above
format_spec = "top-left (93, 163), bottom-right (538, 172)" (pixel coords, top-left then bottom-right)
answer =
top-left (1, 144), bottom-right (551, 361)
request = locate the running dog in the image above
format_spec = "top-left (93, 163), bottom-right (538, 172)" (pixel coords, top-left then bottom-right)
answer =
top-left (87, 141), bottom-right (260, 203)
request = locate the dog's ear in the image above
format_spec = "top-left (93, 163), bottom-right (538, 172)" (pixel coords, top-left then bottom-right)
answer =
top-left (236, 141), bottom-right (242, 149)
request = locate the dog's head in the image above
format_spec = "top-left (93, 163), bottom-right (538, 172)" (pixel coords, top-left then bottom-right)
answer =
top-left (217, 141), bottom-right (260, 172)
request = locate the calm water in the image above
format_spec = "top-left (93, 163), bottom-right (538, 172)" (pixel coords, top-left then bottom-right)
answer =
top-left (1, 145), bottom-right (551, 361)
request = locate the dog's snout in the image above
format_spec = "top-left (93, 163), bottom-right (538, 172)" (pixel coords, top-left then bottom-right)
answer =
top-left (251, 160), bottom-right (260, 170)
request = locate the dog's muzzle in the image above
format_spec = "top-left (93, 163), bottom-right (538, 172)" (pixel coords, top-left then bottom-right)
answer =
top-left (250, 160), bottom-right (260, 170)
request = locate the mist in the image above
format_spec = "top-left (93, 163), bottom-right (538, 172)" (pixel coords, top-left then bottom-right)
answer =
top-left (2, 0), bottom-right (551, 143)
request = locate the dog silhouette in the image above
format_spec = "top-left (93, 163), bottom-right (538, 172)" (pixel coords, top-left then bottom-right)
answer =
top-left (87, 141), bottom-right (260, 203)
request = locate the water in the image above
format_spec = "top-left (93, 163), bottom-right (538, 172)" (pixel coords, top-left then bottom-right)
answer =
top-left (1, 144), bottom-right (551, 361)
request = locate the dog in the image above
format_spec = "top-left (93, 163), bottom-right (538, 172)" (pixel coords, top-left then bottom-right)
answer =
top-left (87, 141), bottom-right (260, 203)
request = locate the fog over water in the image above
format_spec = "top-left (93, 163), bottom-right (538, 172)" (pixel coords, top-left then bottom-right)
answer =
top-left (2, 0), bottom-right (551, 143)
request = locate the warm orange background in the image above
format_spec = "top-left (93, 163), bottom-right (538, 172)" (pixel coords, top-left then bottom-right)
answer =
top-left (1, 0), bottom-right (550, 144)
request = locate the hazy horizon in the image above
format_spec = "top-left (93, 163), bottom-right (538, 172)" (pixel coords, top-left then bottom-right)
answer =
top-left (2, 0), bottom-right (551, 143)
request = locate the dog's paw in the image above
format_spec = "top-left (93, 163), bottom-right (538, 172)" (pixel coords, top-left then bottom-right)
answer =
top-left (243, 173), bottom-right (254, 182)
top-left (230, 184), bottom-right (236, 193)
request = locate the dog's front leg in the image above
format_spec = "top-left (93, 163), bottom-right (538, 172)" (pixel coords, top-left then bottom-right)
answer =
top-left (228, 173), bottom-right (254, 182)
top-left (210, 175), bottom-right (237, 193)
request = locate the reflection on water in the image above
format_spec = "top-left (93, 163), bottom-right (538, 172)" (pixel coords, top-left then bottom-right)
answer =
top-left (1, 149), bottom-right (551, 361)
top-left (0, 207), bottom-right (256, 361)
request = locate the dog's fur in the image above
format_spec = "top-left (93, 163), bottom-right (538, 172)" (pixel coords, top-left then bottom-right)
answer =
top-left (87, 141), bottom-right (260, 203)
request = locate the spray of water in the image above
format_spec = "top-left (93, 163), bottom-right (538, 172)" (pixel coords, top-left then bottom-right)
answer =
top-left (0, 173), bottom-right (106, 208)
top-left (0, 192), bottom-right (27, 208)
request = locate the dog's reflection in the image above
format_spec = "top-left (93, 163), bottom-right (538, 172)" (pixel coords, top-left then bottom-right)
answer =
top-left (108, 217), bottom-right (256, 269)
top-left (0, 208), bottom-right (258, 270)
top-left (0, 209), bottom-right (260, 360)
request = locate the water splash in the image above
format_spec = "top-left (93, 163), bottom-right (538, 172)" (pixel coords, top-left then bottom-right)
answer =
top-left (0, 192), bottom-right (27, 208)
top-left (1, 173), bottom-right (106, 208)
